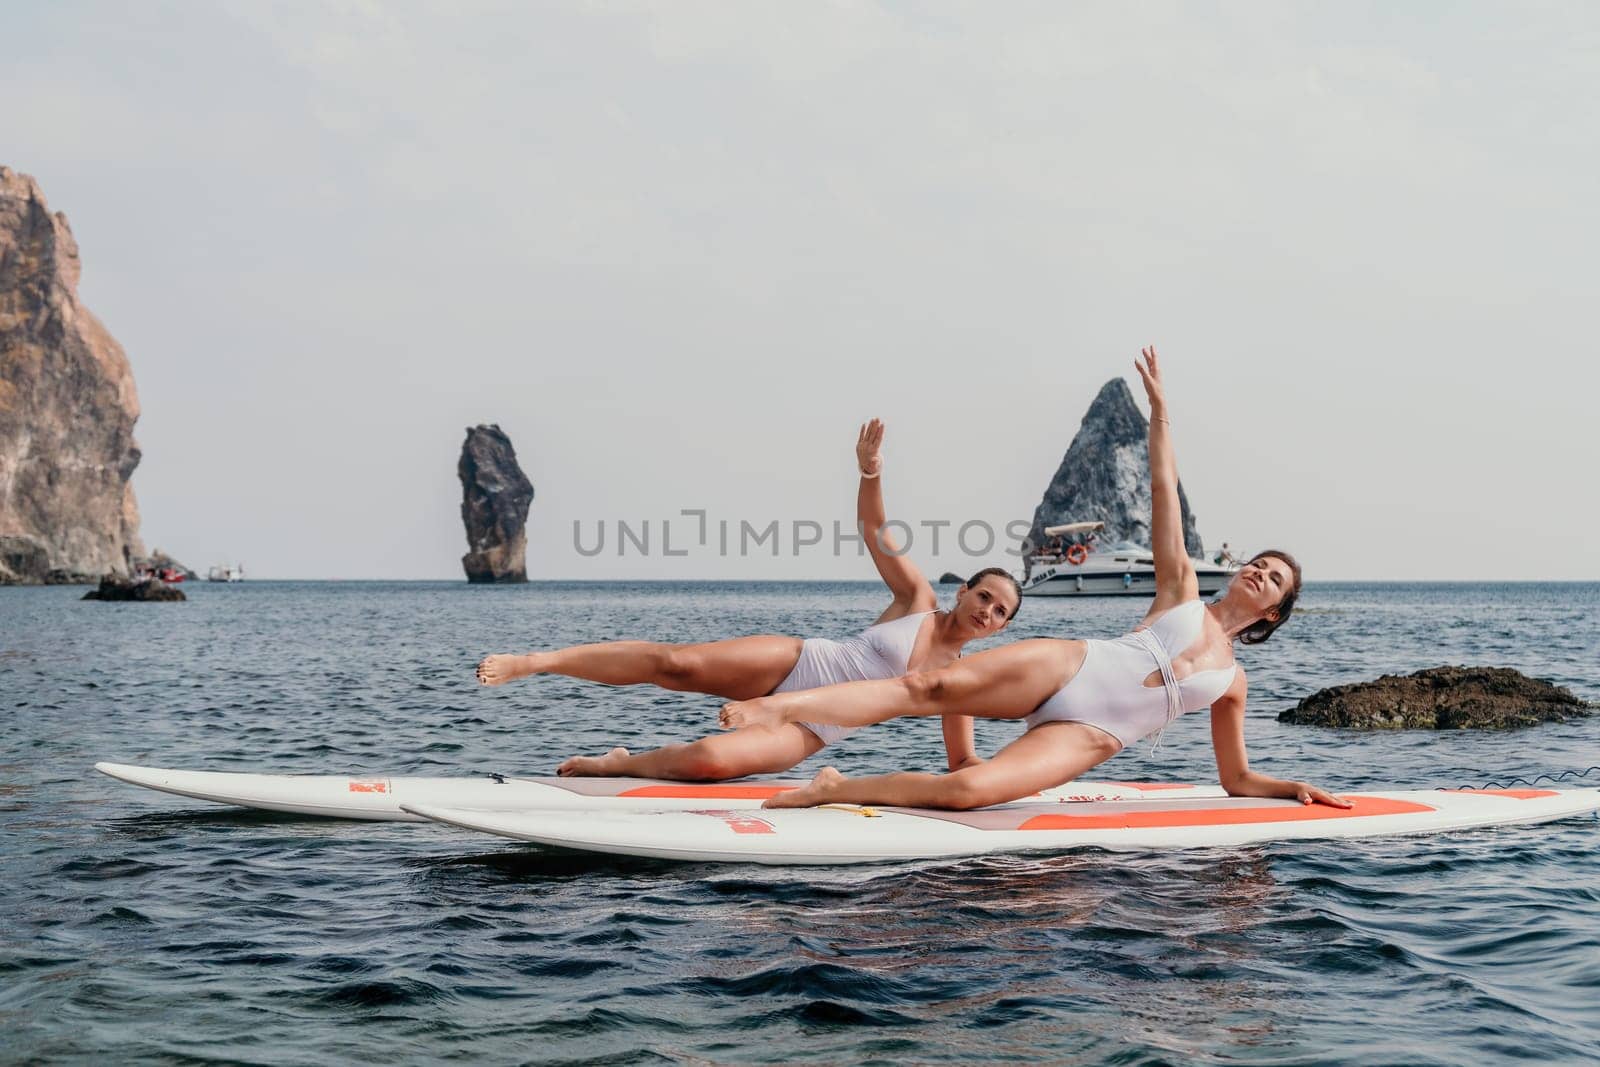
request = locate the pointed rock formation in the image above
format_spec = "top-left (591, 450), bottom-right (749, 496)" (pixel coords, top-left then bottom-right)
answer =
top-left (0, 166), bottom-right (144, 584)
top-left (1025, 379), bottom-right (1203, 566)
top-left (459, 424), bottom-right (534, 583)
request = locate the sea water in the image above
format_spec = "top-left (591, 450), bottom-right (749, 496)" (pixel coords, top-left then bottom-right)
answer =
top-left (2, 581), bottom-right (1596, 1064)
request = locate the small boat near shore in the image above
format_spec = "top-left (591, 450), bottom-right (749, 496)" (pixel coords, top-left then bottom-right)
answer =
top-left (206, 564), bottom-right (245, 583)
top-left (1020, 521), bottom-right (1239, 597)
top-left (133, 565), bottom-right (187, 583)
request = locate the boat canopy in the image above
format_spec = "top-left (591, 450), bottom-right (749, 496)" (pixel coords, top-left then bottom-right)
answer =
top-left (1042, 521), bottom-right (1105, 537)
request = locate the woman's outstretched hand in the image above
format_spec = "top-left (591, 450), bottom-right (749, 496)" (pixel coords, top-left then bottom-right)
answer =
top-left (1134, 345), bottom-right (1167, 416)
top-left (1294, 781), bottom-right (1353, 808)
top-left (856, 418), bottom-right (885, 477)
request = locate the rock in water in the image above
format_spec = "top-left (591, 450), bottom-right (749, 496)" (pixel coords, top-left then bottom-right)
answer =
top-left (81, 575), bottom-right (185, 602)
top-left (1024, 379), bottom-right (1203, 564)
top-left (1279, 666), bottom-right (1593, 730)
top-left (0, 166), bottom-right (145, 584)
top-left (459, 425), bottom-right (534, 583)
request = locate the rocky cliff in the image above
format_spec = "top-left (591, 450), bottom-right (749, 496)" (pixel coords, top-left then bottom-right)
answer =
top-left (459, 424), bottom-right (534, 583)
top-left (1025, 379), bottom-right (1203, 563)
top-left (0, 166), bottom-right (143, 583)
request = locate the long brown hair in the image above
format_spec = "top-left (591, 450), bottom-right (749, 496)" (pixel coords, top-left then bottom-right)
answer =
top-left (1238, 549), bottom-right (1301, 645)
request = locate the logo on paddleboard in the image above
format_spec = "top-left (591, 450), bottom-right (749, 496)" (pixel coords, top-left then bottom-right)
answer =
top-left (690, 809), bottom-right (776, 835)
top-left (348, 779), bottom-right (391, 794)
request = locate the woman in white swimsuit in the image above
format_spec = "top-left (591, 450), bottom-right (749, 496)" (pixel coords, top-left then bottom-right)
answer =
top-left (721, 348), bottom-right (1349, 812)
top-left (475, 419), bottom-right (1022, 781)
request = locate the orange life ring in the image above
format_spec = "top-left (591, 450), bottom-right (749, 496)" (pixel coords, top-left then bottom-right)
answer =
top-left (1066, 544), bottom-right (1089, 565)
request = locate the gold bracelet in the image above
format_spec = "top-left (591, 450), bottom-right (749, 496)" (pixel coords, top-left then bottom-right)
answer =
top-left (859, 468), bottom-right (881, 480)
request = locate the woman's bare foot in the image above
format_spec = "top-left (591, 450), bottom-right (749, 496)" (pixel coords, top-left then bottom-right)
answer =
top-left (557, 747), bottom-right (631, 777)
top-left (720, 697), bottom-right (786, 730)
top-left (763, 766), bottom-right (846, 809)
top-left (476, 653), bottom-right (543, 686)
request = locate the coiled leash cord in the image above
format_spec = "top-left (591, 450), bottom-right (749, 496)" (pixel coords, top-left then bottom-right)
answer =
top-left (1446, 765), bottom-right (1600, 790)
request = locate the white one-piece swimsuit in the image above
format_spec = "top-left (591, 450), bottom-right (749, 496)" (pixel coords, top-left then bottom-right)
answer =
top-left (1024, 599), bottom-right (1236, 749)
top-left (772, 611), bottom-right (933, 747)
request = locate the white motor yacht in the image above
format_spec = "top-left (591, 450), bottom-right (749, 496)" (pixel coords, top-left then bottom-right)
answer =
top-left (1019, 522), bottom-right (1239, 597)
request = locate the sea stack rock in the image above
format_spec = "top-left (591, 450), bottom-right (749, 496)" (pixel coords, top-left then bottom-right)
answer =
top-left (458, 424), bottom-right (534, 583)
top-left (1024, 379), bottom-right (1203, 564)
top-left (0, 166), bottom-right (145, 583)
top-left (1279, 666), bottom-right (1594, 730)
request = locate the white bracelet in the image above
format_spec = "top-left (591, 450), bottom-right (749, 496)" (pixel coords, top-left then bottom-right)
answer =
top-left (859, 468), bottom-right (881, 479)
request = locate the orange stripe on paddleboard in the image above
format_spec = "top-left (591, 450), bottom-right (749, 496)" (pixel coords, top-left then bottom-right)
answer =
top-left (620, 784), bottom-right (789, 799)
top-left (1449, 789), bottom-right (1558, 799)
top-left (1018, 795), bottom-right (1434, 831)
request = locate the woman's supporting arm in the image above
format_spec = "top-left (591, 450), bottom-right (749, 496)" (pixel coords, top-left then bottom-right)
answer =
top-left (940, 713), bottom-right (983, 770)
top-left (856, 419), bottom-right (936, 618)
top-left (1209, 672), bottom-right (1351, 807)
top-left (1133, 347), bottom-right (1198, 606)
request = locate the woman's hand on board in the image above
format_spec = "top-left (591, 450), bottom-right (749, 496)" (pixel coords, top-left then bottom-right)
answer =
top-left (1294, 781), bottom-right (1353, 808)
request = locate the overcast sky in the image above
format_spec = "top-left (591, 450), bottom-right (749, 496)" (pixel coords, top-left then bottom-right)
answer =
top-left (5, 2), bottom-right (1596, 580)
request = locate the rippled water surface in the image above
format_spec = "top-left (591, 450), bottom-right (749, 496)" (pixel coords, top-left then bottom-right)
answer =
top-left (3, 581), bottom-right (1597, 1064)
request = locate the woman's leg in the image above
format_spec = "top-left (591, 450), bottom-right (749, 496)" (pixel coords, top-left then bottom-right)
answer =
top-left (477, 635), bottom-right (804, 700)
top-left (764, 722), bottom-right (1120, 810)
top-left (720, 639), bottom-right (1087, 731)
top-left (557, 723), bottom-right (826, 780)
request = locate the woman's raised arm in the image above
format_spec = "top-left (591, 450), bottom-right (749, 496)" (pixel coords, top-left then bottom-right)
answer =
top-left (1134, 347), bottom-right (1199, 609)
top-left (856, 419), bottom-right (936, 618)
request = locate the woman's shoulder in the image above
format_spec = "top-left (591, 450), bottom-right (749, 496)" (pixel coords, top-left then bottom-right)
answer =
top-left (1225, 662), bottom-right (1248, 693)
top-left (1136, 596), bottom-right (1205, 632)
top-left (868, 606), bottom-right (934, 633)
top-left (870, 591), bottom-right (936, 626)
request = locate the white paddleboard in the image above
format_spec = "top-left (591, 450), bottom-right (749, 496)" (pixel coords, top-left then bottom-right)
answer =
top-left (400, 788), bottom-right (1600, 865)
top-left (94, 761), bottom-right (1220, 821)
